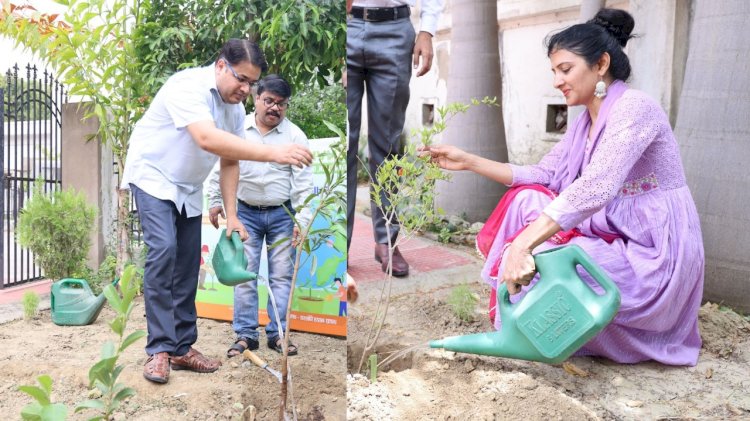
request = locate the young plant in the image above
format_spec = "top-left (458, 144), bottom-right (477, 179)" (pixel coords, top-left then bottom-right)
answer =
top-left (272, 121), bottom-right (347, 420)
top-left (74, 265), bottom-right (146, 420)
top-left (22, 291), bottom-right (40, 321)
top-left (447, 284), bottom-right (479, 323)
top-left (357, 97), bottom-right (498, 373)
top-left (18, 375), bottom-right (68, 421)
top-left (16, 180), bottom-right (96, 280)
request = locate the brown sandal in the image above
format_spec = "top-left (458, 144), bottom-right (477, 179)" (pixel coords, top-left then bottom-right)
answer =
top-left (171, 347), bottom-right (221, 373)
top-left (143, 352), bottom-right (170, 383)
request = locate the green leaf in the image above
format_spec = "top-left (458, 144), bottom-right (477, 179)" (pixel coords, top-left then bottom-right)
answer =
top-left (20, 402), bottom-right (43, 420)
top-left (17, 386), bottom-right (50, 406)
top-left (75, 399), bottom-right (106, 412)
top-left (103, 284), bottom-right (123, 313)
top-left (119, 330), bottom-right (146, 352)
top-left (113, 386), bottom-right (136, 402)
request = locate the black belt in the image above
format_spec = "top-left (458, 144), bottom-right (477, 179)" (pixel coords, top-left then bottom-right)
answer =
top-left (238, 199), bottom-right (291, 211)
top-left (350, 5), bottom-right (410, 22)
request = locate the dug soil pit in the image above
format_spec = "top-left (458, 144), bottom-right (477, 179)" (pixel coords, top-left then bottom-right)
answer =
top-left (347, 289), bottom-right (750, 420)
top-left (0, 297), bottom-right (346, 420)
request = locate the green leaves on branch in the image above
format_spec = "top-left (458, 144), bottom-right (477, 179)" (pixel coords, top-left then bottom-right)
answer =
top-left (132, 0), bottom-right (345, 102)
top-left (76, 265), bottom-right (145, 420)
top-left (17, 266), bottom-right (145, 421)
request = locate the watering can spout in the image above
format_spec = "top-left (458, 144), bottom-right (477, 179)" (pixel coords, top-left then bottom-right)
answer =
top-left (430, 330), bottom-right (539, 361)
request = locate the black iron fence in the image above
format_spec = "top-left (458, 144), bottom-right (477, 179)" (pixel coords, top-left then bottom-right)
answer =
top-left (1, 63), bottom-right (67, 288)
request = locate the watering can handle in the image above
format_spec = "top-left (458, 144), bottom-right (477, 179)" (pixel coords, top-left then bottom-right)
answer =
top-left (230, 230), bottom-right (244, 251)
top-left (58, 278), bottom-right (95, 295)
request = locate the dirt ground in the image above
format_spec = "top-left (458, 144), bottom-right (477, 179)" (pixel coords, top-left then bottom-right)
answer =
top-left (347, 284), bottom-right (750, 420)
top-left (0, 297), bottom-right (346, 420)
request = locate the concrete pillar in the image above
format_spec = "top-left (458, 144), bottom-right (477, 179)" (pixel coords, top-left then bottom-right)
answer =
top-left (437, 0), bottom-right (507, 222)
top-left (628, 0), bottom-right (689, 125)
top-left (61, 102), bottom-right (114, 270)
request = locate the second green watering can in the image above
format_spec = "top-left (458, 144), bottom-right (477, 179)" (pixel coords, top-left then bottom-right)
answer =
top-left (51, 278), bottom-right (118, 326)
top-left (212, 229), bottom-right (257, 286)
top-left (430, 245), bottom-right (621, 364)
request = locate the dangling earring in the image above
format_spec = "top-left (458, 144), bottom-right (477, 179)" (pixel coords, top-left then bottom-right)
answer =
top-left (594, 77), bottom-right (607, 99)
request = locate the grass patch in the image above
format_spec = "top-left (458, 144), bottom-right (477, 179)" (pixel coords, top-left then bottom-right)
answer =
top-left (447, 284), bottom-right (478, 323)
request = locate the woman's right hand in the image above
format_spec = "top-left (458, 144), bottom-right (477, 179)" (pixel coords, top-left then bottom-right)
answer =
top-left (419, 144), bottom-right (472, 171)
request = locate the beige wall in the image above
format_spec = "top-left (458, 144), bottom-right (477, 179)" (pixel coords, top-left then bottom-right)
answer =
top-left (61, 102), bottom-right (115, 270)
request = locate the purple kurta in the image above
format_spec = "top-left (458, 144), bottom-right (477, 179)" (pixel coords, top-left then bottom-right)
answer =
top-left (483, 82), bottom-right (704, 366)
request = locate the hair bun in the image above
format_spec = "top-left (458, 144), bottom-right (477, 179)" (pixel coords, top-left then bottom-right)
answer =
top-left (589, 8), bottom-right (634, 47)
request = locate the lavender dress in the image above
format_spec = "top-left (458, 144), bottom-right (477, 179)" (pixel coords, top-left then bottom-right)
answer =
top-left (483, 81), bottom-right (704, 366)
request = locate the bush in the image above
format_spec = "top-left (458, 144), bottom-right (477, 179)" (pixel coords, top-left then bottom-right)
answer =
top-left (17, 180), bottom-right (96, 280)
top-left (286, 82), bottom-right (346, 139)
top-left (22, 291), bottom-right (40, 321)
top-left (447, 284), bottom-right (479, 323)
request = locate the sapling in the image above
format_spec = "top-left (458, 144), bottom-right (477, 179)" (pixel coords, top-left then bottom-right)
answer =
top-left (356, 98), bottom-right (498, 374)
top-left (17, 265), bottom-right (145, 421)
top-left (74, 265), bottom-right (146, 420)
top-left (268, 122), bottom-right (346, 420)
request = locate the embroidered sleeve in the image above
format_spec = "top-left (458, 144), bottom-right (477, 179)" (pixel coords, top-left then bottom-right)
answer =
top-left (543, 93), bottom-right (665, 230)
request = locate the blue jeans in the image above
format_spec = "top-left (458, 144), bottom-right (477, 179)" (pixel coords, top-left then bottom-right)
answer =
top-left (233, 202), bottom-right (295, 341)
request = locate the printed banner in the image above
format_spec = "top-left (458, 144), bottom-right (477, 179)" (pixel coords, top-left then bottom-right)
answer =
top-left (195, 137), bottom-right (347, 337)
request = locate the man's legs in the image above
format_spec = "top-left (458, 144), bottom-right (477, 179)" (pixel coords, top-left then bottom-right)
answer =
top-left (132, 184), bottom-right (181, 356)
top-left (363, 18), bottom-right (416, 276)
top-left (264, 206), bottom-right (295, 351)
top-left (233, 204), bottom-right (265, 344)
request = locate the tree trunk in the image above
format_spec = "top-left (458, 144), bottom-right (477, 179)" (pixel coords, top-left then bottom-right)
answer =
top-left (116, 183), bottom-right (132, 274)
top-left (674, 0), bottom-right (750, 312)
top-left (436, 0), bottom-right (507, 222)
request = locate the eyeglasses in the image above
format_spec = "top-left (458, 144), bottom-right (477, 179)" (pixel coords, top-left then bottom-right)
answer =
top-left (224, 60), bottom-right (258, 89)
top-left (261, 97), bottom-right (289, 110)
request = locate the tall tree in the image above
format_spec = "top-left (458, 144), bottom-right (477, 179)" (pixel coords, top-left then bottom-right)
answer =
top-left (436, 0), bottom-right (507, 222)
top-left (674, 0), bottom-right (750, 312)
top-left (1, 0), bottom-right (144, 271)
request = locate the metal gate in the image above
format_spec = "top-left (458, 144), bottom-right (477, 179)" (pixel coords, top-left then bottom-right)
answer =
top-left (1, 64), bottom-right (67, 288)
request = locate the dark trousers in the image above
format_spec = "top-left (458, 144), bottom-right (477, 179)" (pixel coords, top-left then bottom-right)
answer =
top-left (131, 184), bottom-right (201, 356)
top-left (346, 16), bottom-right (416, 250)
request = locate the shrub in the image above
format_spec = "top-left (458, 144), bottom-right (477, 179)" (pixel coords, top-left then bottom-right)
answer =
top-left (17, 180), bottom-right (96, 280)
top-left (22, 291), bottom-right (40, 321)
top-left (447, 284), bottom-right (479, 323)
top-left (286, 83), bottom-right (346, 139)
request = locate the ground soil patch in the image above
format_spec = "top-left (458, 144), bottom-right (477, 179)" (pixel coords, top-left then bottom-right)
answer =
top-left (0, 297), bottom-right (346, 420)
top-left (347, 286), bottom-right (750, 420)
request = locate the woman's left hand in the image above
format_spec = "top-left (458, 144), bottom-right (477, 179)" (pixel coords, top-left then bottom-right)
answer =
top-left (501, 242), bottom-right (536, 294)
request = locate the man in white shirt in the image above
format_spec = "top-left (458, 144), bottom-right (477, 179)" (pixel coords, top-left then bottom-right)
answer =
top-left (121, 39), bottom-right (312, 385)
top-left (346, 0), bottom-right (444, 277)
top-left (206, 75), bottom-right (313, 358)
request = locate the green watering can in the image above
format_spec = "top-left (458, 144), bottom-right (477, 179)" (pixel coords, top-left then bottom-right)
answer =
top-left (51, 278), bottom-right (118, 326)
top-left (212, 229), bottom-right (257, 286)
top-left (430, 245), bottom-right (621, 364)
